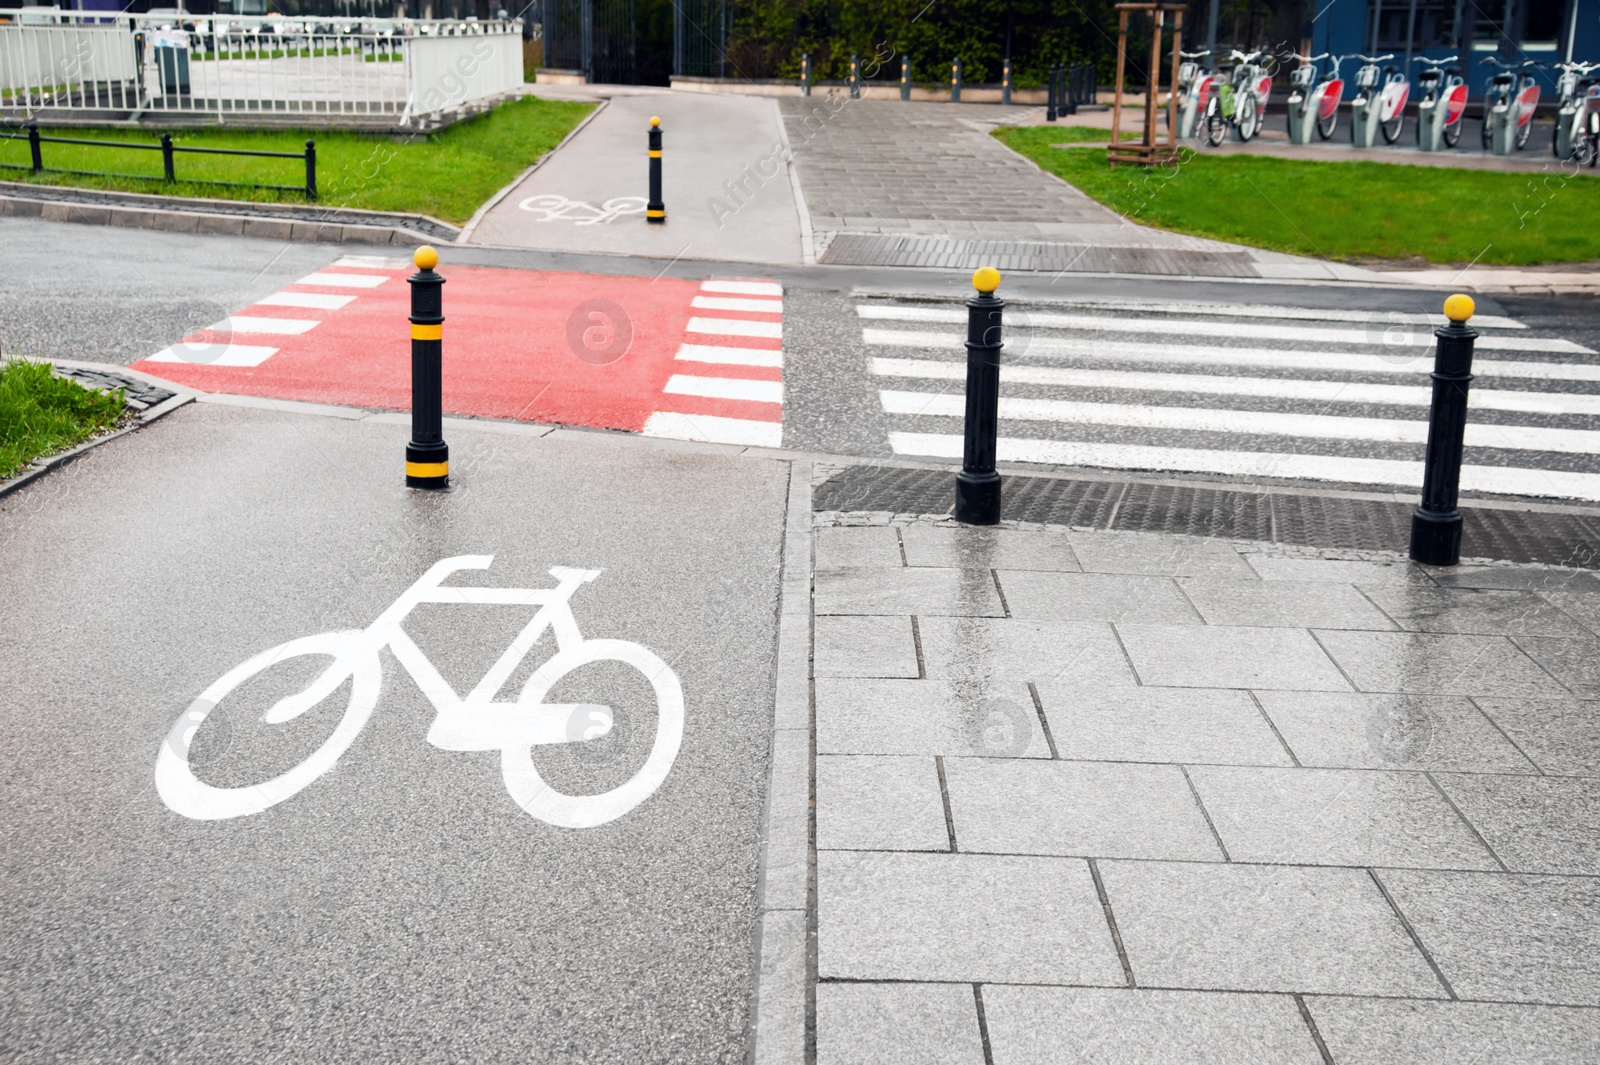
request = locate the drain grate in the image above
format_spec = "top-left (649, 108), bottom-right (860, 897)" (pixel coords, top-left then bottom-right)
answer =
top-left (816, 233), bottom-right (1259, 277)
top-left (813, 464), bottom-right (1600, 569)
top-left (53, 366), bottom-right (177, 412)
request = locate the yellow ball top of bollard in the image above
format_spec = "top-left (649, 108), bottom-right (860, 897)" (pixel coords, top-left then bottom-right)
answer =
top-left (972, 266), bottom-right (1001, 294)
top-left (414, 246), bottom-right (439, 271)
top-left (1443, 293), bottom-right (1475, 323)
top-left (650, 115), bottom-right (661, 127)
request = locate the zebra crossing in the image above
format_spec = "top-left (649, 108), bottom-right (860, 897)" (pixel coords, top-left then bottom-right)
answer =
top-left (859, 297), bottom-right (1600, 503)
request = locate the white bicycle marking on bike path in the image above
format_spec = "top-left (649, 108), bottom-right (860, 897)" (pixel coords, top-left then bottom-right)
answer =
top-left (517, 194), bottom-right (648, 225)
top-left (155, 555), bottom-right (684, 829)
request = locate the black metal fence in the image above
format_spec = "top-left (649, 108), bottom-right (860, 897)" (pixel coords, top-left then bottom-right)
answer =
top-left (541, 0), bottom-right (673, 84)
top-left (3, 124), bottom-right (317, 200)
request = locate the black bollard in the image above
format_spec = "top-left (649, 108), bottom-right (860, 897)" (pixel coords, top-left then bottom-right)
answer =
top-left (955, 267), bottom-right (1004, 525)
top-left (801, 52), bottom-right (811, 96)
top-left (1409, 294), bottom-right (1478, 565)
top-left (647, 115), bottom-right (665, 224)
top-left (406, 246), bottom-right (448, 489)
top-left (1001, 56), bottom-right (1012, 106)
top-left (1061, 64), bottom-right (1075, 116)
top-left (1046, 65), bottom-right (1058, 121)
top-left (900, 55), bottom-right (911, 101)
top-left (850, 53), bottom-right (860, 99)
top-left (951, 57), bottom-right (961, 103)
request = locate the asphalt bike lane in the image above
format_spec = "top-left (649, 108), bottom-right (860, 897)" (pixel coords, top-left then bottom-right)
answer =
top-left (0, 400), bottom-right (788, 1063)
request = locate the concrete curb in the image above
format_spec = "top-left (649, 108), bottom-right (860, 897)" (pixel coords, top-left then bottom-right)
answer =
top-left (0, 358), bottom-right (197, 501)
top-left (456, 96), bottom-right (610, 244)
top-left (0, 182), bottom-right (457, 245)
top-left (745, 458), bottom-right (813, 1065)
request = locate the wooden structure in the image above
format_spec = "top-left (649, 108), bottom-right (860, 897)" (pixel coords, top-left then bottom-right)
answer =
top-left (1108, 3), bottom-right (1186, 167)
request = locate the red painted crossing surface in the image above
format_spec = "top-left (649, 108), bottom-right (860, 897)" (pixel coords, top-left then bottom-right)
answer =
top-left (134, 256), bottom-right (785, 447)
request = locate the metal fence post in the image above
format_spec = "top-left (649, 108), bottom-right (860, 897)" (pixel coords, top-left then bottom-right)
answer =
top-left (900, 55), bottom-right (910, 100)
top-left (28, 123), bottom-right (42, 171)
top-left (801, 52), bottom-right (810, 96)
top-left (305, 139), bottom-right (317, 200)
top-left (1047, 65), bottom-right (1058, 121)
top-left (647, 116), bottom-right (665, 224)
top-left (850, 53), bottom-right (860, 99)
top-left (955, 267), bottom-right (1004, 525)
top-left (160, 133), bottom-right (175, 182)
top-left (1410, 294), bottom-right (1478, 566)
top-left (1001, 56), bottom-right (1011, 105)
top-left (1062, 65), bottom-right (1076, 115)
top-left (406, 246), bottom-right (449, 490)
top-left (951, 57), bottom-right (961, 102)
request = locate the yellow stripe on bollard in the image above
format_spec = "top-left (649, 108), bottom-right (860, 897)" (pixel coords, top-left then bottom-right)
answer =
top-left (411, 323), bottom-right (442, 340)
top-left (646, 209), bottom-right (665, 218)
top-left (649, 150), bottom-right (662, 158)
top-left (405, 461), bottom-right (448, 478)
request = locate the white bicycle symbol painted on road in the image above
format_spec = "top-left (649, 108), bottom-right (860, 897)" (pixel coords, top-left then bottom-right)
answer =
top-left (517, 194), bottom-right (647, 225)
top-left (155, 556), bottom-right (684, 828)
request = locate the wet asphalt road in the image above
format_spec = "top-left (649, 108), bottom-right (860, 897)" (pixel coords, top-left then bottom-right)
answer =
top-left (0, 403), bottom-right (787, 1063)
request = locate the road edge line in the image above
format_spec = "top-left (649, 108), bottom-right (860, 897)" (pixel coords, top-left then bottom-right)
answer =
top-left (745, 458), bottom-right (812, 1065)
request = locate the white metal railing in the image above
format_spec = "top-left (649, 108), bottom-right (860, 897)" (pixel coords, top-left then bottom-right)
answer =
top-left (0, 12), bottom-right (524, 124)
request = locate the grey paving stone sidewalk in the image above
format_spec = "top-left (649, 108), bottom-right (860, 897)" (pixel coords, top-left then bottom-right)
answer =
top-left (803, 515), bottom-right (1600, 1064)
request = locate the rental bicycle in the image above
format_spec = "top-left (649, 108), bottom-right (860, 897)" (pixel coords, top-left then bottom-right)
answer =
top-left (1413, 54), bottom-right (1467, 151)
top-left (1347, 53), bottom-right (1408, 147)
top-left (1175, 49), bottom-right (1215, 140)
top-left (1204, 49), bottom-right (1271, 145)
top-left (1482, 57), bottom-right (1545, 154)
top-left (1286, 52), bottom-right (1343, 143)
top-left (155, 556), bottom-right (685, 828)
top-left (1553, 60), bottom-right (1600, 164)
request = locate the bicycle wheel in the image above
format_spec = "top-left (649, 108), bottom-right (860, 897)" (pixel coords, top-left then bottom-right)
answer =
top-left (502, 638), bottom-right (685, 829)
top-left (1317, 108), bottom-right (1338, 140)
top-left (1481, 106), bottom-right (1495, 149)
top-left (154, 631), bottom-right (381, 820)
top-left (1237, 94), bottom-right (1260, 141)
top-left (1443, 114), bottom-right (1462, 147)
top-left (1380, 110), bottom-right (1402, 143)
top-left (1204, 104), bottom-right (1225, 147)
top-left (1515, 114), bottom-right (1532, 150)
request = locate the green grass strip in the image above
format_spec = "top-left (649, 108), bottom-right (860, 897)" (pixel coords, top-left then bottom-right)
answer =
top-left (0, 94), bottom-right (594, 224)
top-left (993, 124), bottom-right (1600, 265)
top-left (0, 361), bottom-right (127, 480)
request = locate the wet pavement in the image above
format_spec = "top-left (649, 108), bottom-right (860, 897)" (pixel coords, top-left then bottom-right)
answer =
top-left (793, 506), bottom-right (1600, 1064)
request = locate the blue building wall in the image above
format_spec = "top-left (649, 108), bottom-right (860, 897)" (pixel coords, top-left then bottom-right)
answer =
top-left (1309, 0), bottom-right (1600, 101)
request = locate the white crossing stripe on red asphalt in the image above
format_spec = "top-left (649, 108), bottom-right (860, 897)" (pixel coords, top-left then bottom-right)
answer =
top-left (210, 317), bottom-right (321, 336)
top-left (255, 292), bottom-right (357, 310)
top-left (644, 279), bottom-right (786, 448)
top-left (294, 271), bottom-right (391, 289)
top-left (147, 344), bottom-right (279, 367)
top-left (698, 280), bottom-right (783, 297)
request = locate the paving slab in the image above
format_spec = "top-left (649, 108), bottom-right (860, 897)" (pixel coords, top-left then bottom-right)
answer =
top-left (816, 755), bottom-right (949, 852)
top-left (813, 615), bottom-right (920, 678)
top-left (1175, 578), bottom-right (1397, 630)
top-left (813, 566), bottom-right (1004, 617)
top-left (1117, 625), bottom-right (1352, 691)
top-left (898, 524), bottom-right (1079, 571)
top-left (1036, 684), bottom-right (1293, 766)
top-left (814, 678), bottom-right (1051, 758)
top-left (1097, 861), bottom-right (1446, 997)
top-left (915, 617), bottom-right (1139, 689)
top-left (1434, 774), bottom-right (1600, 875)
top-left (1307, 997), bottom-right (1600, 1065)
top-left (1377, 870), bottom-right (1600, 1005)
top-left (1255, 691), bottom-right (1540, 773)
top-left (1311, 631), bottom-right (1569, 696)
top-left (815, 525), bottom-right (904, 568)
top-left (1241, 556), bottom-right (1436, 586)
top-left (996, 572), bottom-right (1202, 625)
top-left (982, 986), bottom-right (1325, 1065)
top-left (1511, 636), bottom-right (1600, 696)
top-left (1474, 697), bottom-right (1600, 775)
top-left (1185, 765), bottom-right (1498, 870)
top-left (815, 983), bottom-right (984, 1065)
top-left (816, 851), bottom-right (1125, 985)
top-left (942, 758), bottom-right (1224, 861)
top-left (1359, 588), bottom-right (1593, 638)
top-left (1067, 532), bottom-right (1259, 579)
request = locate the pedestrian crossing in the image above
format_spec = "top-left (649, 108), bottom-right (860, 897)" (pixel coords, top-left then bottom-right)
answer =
top-left (861, 297), bottom-right (1600, 502)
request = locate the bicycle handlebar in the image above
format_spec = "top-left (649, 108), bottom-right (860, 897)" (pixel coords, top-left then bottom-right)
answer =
top-left (1228, 49), bottom-right (1269, 63)
top-left (1289, 52), bottom-right (1331, 63)
top-left (1484, 57), bottom-right (1547, 70)
top-left (1179, 49), bottom-right (1211, 58)
top-left (1411, 54), bottom-right (1458, 65)
top-left (1349, 54), bottom-right (1394, 63)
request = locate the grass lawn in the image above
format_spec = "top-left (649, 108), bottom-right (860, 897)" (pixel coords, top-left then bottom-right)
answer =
top-left (994, 124), bottom-right (1600, 264)
top-left (0, 94), bottom-right (594, 224)
top-left (0, 361), bottom-right (127, 480)
top-left (1042, 125), bottom-right (1142, 143)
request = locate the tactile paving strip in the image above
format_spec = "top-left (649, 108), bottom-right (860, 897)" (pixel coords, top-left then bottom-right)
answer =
top-left (812, 464), bottom-right (1600, 569)
top-left (816, 233), bottom-right (1260, 277)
